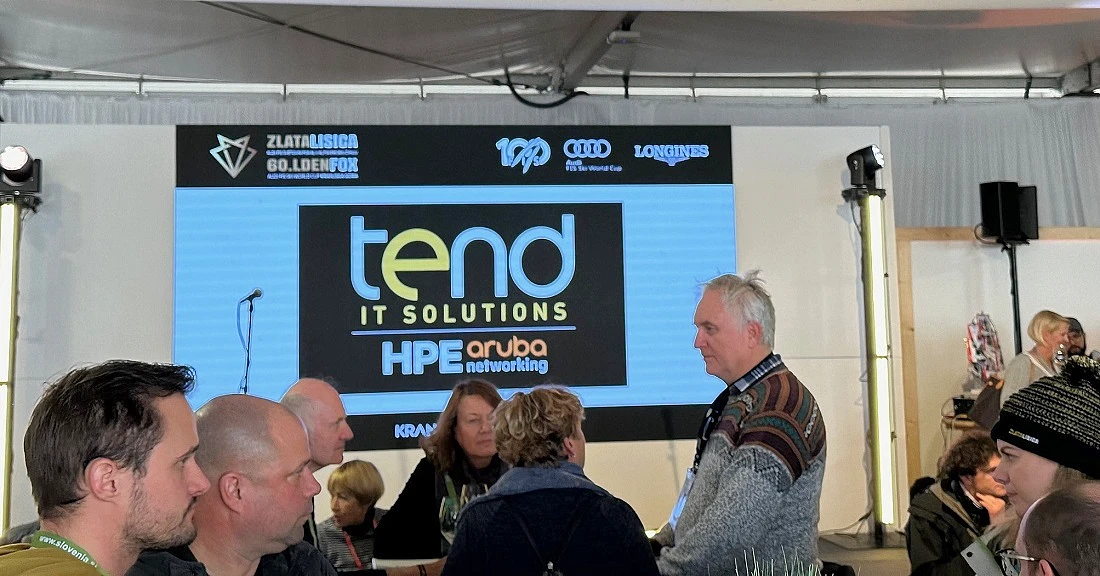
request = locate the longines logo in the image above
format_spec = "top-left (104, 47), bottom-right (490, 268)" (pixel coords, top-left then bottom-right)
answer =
top-left (209, 134), bottom-right (257, 178)
top-left (633, 143), bottom-right (710, 167)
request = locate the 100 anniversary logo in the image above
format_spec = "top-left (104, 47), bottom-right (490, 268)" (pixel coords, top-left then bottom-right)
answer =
top-left (299, 203), bottom-right (627, 393)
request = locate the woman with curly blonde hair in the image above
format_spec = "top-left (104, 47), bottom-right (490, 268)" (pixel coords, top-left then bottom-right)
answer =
top-left (441, 386), bottom-right (657, 576)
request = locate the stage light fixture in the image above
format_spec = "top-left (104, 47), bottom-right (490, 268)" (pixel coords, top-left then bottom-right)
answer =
top-left (846, 145), bottom-right (885, 189)
top-left (0, 144), bottom-right (41, 531)
top-left (842, 144), bottom-right (898, 545)
top-left (0, 147), bottom-right (33, 185)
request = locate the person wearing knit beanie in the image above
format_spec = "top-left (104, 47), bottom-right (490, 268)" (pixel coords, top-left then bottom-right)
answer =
top-left (991, 355), bottom-right (1100, 514)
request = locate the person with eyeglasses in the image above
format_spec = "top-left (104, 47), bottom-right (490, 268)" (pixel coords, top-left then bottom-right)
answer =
top-left (997, 481), bottom-right (1100, 576)
top-left (962, 356), bottom-right (1100, 574)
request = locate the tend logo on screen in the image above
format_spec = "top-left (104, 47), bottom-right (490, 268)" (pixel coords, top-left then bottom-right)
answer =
top-left (298, 203), bottom-right (626, 395)
top-left (209, 134), bottom-right (257, 178)
top-left (350, 214), bottom-right (576, 302)
top-left (496, 137), bottom-right (551, 174)
top-left (633, 144), bottom-right (710, 167)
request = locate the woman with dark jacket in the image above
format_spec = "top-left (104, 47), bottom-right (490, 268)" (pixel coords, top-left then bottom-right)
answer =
top-left (373, 379), bottom-right (507, 560)
top-left (441, 386), bottom-right (658, 576)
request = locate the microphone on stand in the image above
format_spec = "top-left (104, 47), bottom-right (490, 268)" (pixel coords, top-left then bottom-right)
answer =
top-left (236, 288), bottom-right (263, 395)
top-left (241, 288), bottom-right (263, 302)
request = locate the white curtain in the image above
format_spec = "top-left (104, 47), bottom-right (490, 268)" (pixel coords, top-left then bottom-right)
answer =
top-left (2, 92), bottom-right (1098, 227)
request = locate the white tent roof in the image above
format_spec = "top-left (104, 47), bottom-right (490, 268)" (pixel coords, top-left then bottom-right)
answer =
top-left (1, 0), bottom-right (1098, 93)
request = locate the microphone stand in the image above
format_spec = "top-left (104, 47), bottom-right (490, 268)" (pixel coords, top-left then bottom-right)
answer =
top-left (241, 298), bottom-right (255, 394)
top-left (237, 291), bottom-right (261, 395)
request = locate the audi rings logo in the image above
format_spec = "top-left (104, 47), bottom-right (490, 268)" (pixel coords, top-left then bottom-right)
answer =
top-left (563, 139), bottom-right (612, 159)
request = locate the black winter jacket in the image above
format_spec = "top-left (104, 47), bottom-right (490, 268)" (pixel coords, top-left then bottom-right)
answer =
top-left (441, 463), bottom-right (658, 576)
top-left (126, 542), bottom-right (337, 576)
top-left (905, 479), bottom-right (990, 576)
top-left (373, 455), bottom-right (506, 560)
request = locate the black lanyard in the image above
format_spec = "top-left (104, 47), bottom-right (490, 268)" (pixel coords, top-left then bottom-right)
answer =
top-left (691, 388), bottom-right (732, 473)
top-left (690, 353), bottom-right (782, 473)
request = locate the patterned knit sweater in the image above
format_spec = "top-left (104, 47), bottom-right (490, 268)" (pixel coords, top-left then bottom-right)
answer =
top-left (657, 365), bottom-right (827, 576)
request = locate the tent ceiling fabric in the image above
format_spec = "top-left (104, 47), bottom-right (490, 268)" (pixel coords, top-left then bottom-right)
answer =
top-left (169, 0), bottom-right (1100, 11)
top-left (1, 1), bottom-right (1099, 86)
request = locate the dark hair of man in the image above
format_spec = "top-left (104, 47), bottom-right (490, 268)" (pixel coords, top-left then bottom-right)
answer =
top-left (1022, 482), bottom-right (1100, 576)
top-left (936, 430), bottom-right (999, 481)
top-left (24, 360), bottom-right (196, 520)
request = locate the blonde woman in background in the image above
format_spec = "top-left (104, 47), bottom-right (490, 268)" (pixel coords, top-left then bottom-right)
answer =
top-left (1000, 310), bottom-right (1070, 407)
top-left (317, 460), bottom-right (387, 572)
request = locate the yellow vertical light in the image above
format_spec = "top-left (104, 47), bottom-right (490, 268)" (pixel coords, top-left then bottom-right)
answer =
top-left (0, 201), bottom-right (19, 531)
top-left (861, 193), bottom-right (896, 526)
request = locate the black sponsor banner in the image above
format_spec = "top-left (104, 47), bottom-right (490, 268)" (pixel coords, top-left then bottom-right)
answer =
top-left (299, 203), bottom-right (626, 394)
top-left (346, 404), bottom-right (706, 451)
top-left (177, 125), bottom-right (732, 187)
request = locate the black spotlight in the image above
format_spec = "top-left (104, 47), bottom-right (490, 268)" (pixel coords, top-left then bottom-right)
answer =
top-left (0, 146), bottom-right (34, 184)
top-left (846, 145), bottom-right (884, 189)
top-left (0, 146), bottom-right (42, 209)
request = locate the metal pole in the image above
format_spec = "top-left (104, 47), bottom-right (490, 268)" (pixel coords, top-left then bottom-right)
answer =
top-left (242, 300), bottom-right (255, 395)
top-left (1005, 243), bottom-right (1023, 355)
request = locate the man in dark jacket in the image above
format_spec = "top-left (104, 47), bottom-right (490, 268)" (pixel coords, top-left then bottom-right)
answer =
top-left (128, 395), bottom-right (335, 576)
top-left (906, 431), bottom-right (1007, 576)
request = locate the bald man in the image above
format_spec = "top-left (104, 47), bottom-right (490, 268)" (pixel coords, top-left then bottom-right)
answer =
top-left (280, 380), bottom-right (446, 576)
top-left (1012, 482), bottom-right (1100, 576)
top-left (128, 395), bottom-right (336, 576)
top-left (281, 378), bottom-right (354, 472)
top-left (281, 378), bottom-right (354, 547)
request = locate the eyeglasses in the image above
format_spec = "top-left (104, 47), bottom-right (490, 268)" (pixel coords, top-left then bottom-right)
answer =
top-left (995, 549), bottom-right (1061, 576)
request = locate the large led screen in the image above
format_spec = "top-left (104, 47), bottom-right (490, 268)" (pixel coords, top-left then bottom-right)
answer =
top-left (175, 125), bottom-right (735, 449)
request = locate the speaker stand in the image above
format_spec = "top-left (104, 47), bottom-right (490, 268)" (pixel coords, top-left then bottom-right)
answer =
top-left (1002, 241), bottom-right (1024, 356)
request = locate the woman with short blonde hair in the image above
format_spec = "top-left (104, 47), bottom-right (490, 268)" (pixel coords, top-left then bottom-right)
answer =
top-left (441, 386), bottom-right (658, 576)
top-left (1000, 310), bottom-right (1071, 407)
top-left (329, 460), bottom-right (385, 507)
top-left (317, 460), bottom-right (387, 572)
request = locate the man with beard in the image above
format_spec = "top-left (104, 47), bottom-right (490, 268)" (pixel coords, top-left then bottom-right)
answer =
top-left (129, 394), bottom-right (335, 576)
top-left (0, 360), bottom-right (211, 576)
top-left (1066, 317), bottom-right (1100, 360)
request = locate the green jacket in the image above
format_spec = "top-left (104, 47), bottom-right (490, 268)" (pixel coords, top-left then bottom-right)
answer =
top-left (0, 544), bottom-right (102, 576)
